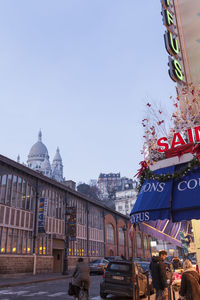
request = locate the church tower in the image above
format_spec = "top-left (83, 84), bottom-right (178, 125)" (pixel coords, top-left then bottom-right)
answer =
top-left (51, 147), bottom-right (64, 182)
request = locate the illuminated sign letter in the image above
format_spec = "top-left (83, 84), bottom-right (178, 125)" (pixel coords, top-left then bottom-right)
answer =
top-left (165, 0), bottom-right (171, 6)
top-left (169, 57), bottom-right (183, 82)
top-left (165, 9), bottom-right (174, 26)
top-left (169, 32), bottom-right (179, 54)
top-left (194, 126), bottom-right (200, 142)
top-left (161, 0), bottom-right (172, 9)
top-left (157, 137), bottom-right (169, 152)
top-left (171, 132), bottom-right (186, 148)
top-left (187, 128), bottom-right (194, 143)
top-left (165, 32), bottom-right (179, 56)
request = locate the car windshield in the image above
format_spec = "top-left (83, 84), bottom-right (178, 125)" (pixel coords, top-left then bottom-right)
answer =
top-left (91, 260), bottom-right (101, 264)
top-left (109, 263), bottom-right (131, 272)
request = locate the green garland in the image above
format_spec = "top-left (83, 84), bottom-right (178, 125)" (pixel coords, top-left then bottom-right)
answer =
top-left (137, 157), bottom-right (200, 193)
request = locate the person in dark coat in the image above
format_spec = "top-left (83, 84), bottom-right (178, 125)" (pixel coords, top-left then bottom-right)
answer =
top-left (72, 258), bottom-right (90, 300)
top-left (179, 259), bottom-right (200, 300)
top-left (150, 250), bottom-right (168, 300)
top-left (172, 256), bottom-right (182, 270)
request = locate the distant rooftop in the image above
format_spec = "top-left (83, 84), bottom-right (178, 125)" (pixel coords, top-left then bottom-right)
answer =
top-left (99, 173), bottom-right (120, 178)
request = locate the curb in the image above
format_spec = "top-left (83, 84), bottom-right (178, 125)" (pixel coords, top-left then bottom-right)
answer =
top-left (0, 274), bottom-right (71, 289)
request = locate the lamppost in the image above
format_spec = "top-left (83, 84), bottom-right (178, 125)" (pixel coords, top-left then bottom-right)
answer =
top-left (122, 225), bottom-right (127, 258)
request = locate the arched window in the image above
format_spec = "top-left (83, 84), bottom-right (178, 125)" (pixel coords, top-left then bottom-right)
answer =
top-left (107, 224), bottom-right (114, 244)
top-left (136, 233), bottom-right (142, 248)
top-left (119, 228), bottom-right (125, 246)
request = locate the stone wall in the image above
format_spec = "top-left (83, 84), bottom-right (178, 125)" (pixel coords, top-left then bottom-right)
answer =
top-left (0, 255), bottom-right (33, 274)
top-left (0, 255), bottom-right (53, 274)
top-left (36, 256), bottom-right (53, 274)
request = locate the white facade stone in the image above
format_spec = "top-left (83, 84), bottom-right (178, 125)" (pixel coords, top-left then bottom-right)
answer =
top-left (114, 189), bottom-right (137, 216)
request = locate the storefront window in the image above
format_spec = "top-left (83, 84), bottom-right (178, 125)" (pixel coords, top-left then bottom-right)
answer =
top-left (22, 231), bottom-right (27, 254)
top-left (7, 228), bottom-right (13, 253)
top-left (12, 229), bottom-right (18, 253)
top-left (27, 232), bottom-right (32, 254)
top-left (18, 230), bottom-right (23, 254)
top-left (0, 227), bottom-right (7, 253)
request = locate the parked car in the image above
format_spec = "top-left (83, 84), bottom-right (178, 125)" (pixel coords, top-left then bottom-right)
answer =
top-left (100, 260), bottom-right (154, 298)
top-left (104, 256), bottom-right (124, 262)
top-left (88, 259), bottom-right (109, 274)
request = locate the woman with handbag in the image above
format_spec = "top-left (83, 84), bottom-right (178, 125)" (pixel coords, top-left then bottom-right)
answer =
top-left (178, 259), bottom-right (200, 300)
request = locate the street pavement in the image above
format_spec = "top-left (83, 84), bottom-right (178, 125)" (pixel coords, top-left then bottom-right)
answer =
top-left (0, 274), bottom-right (178, 300)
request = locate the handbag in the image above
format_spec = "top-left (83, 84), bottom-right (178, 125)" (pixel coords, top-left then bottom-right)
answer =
top-left (68, 281), bottom-right (75, 296)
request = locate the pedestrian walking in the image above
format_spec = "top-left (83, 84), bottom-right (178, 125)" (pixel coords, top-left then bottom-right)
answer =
top-left (178, 259), bottom-right (200, 300)
top-left (72, 258), bottom-right (90, 300)
top-left (150, 250), bottom-right (169, 300)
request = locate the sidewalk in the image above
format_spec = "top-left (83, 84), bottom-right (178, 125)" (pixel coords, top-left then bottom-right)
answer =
top-left (0, 272), bottom-right (72, 288)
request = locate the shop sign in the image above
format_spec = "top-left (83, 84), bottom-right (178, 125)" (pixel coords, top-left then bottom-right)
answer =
top-left (131, 212), bottom-right (150, 223)
top-left (157, 125), bottom-right (200, 152)
top-left (38, 197), bottom-right (47, 233)
top-left (66, 207), bottom-right (76, 241)
top-left (161, 0), bottom-right (184, 83)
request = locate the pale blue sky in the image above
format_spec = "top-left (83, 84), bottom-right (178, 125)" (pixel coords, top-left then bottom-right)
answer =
top-left (0, 0), bottom-right (176, 183)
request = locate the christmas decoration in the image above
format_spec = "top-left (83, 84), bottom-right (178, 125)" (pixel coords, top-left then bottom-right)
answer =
top-left (137, 157), bottom-right (200, 193)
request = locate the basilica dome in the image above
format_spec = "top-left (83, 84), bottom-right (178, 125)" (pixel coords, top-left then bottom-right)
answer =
top-left (27, 130), bottom-right (64, 182)
top-left (27, 130), bottom-right (49, 163)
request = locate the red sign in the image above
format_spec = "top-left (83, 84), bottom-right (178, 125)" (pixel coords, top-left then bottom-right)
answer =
top-left (157, 126), bottom-right (200, 152)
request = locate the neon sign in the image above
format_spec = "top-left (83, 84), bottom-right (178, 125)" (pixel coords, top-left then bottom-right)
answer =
top-left (161, 0), bottom-right (184, 83)
top-left (157, 126), bottom-right (200, 152)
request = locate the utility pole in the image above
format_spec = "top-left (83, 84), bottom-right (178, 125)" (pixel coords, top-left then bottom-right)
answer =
top-left (132, 224), bottom-right (136, 300)
top-left (63, 193), bottom-right (68, 275)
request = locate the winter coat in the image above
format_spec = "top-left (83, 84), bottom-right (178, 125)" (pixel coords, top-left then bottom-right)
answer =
top-left (179, 268), bottom-right (200, 300)
top-left (72, 261), bottom-right (90, 289)
top-left (150, 256), bottom-right (168, 291)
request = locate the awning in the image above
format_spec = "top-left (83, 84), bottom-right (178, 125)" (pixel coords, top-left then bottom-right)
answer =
top-left (138, 220), bottom-right (190, 247)
top-left (172, 165), bottom-right (200, 221)
top-left (130, 163), bottom-right (200, 223)
top-left (131, 166), bottom-right (174, 223)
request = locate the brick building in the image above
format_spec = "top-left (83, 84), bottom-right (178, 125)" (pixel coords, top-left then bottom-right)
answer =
top-left (0, 154), bottom-right (151, 274)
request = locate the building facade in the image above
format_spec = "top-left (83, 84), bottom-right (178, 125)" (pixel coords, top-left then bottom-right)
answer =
top-left (0, 155), bottom-right (151, 274)
top-left (98, 173), bottom-right (121, 200)
top-left (98, 173), bottom-right (137, 201)
top-left (115, 188), bottom-right (137, 216)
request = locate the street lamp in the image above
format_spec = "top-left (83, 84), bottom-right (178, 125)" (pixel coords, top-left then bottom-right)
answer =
top-left (122, 225), bottom-right (127, 258)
